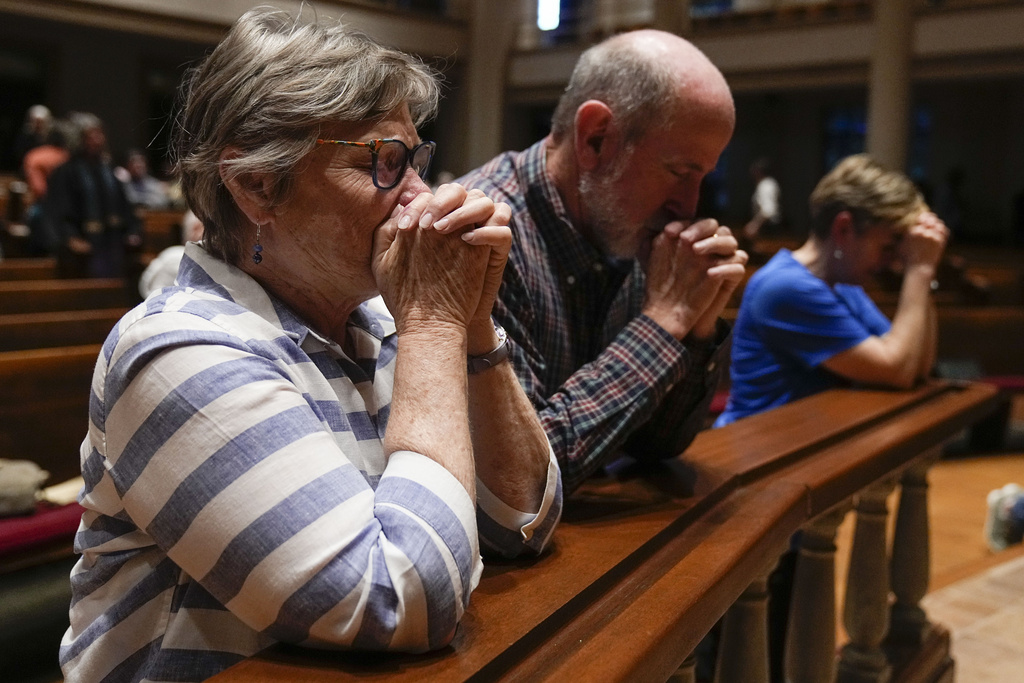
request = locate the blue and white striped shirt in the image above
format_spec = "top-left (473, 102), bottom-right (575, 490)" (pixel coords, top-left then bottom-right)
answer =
top-left (60, 243), bottom-right (562, 683)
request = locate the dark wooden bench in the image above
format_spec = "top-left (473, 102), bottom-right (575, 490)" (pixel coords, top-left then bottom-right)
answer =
top-left (0, 257), bottom-right (58, 281)
top-left (0, 308), bottom-right (126, 352)
top-left (0, 278), bottom-right (130, 315)
top-left (0, 344), bottom-right (100, 483)
top-left (139, 209), bottom-right (183, 258)
top-left (209, 381), bottom-right (999, 683)
top-left (934, 306), bottom-right (1024, 377)
top-left (0, 342), bottom-right (103, 680)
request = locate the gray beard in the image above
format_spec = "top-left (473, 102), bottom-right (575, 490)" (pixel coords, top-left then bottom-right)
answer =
top-left (579, 170), bottom-right (669, 261)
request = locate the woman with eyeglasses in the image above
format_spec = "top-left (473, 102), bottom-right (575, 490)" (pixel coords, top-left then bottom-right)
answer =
top-left (60, 8), bottom-right (561, 682)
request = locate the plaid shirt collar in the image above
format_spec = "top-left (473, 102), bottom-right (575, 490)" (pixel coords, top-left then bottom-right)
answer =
top-left (519, 140), bottom-right (634, 284)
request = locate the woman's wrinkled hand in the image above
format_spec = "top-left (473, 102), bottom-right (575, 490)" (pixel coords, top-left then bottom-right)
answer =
top-left (372, 183), bottom-right (511, 334)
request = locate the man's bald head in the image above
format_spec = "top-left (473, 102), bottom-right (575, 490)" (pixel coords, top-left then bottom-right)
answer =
top-left (549, 29), bottom-right (734, 146)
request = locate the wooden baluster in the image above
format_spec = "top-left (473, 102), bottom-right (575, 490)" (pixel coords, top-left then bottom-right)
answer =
top-left (668, 653), bottom-right (697, 683)
top-left (715, 571), bottom-right (771, 683)
top-left (838, 481), bottom-right (896, 683)
top-left (888, 455), bottom-right (936, 648)
top-left (786, 506), bottom-right (848, 683)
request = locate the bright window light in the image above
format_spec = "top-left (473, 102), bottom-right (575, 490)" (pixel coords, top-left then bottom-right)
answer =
top-left (538, 0), bottom-right (560, 31)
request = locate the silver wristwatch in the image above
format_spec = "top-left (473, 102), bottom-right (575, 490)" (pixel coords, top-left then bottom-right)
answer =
top-left (467, 324), bottom-right (510, 374)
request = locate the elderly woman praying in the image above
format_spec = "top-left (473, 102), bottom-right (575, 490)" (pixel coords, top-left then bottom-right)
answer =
top-left (60, 8), bottom-right (561, 683)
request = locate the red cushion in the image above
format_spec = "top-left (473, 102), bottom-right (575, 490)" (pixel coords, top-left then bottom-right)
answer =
top-left (0, 502), bottom-right (84, 558)
top-left (985, 376), bottom-right (1024, 392)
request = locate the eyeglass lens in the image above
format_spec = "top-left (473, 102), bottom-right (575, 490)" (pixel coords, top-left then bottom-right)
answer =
top-left (376, 141), bottom-right (434, 188)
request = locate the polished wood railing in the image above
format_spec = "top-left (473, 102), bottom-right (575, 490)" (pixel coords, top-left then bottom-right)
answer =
top-left (209, 380), bottom-right (999, 683)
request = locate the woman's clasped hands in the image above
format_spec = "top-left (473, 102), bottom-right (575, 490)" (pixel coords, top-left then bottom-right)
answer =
top-left (372, 183), bottom-right (512, 338)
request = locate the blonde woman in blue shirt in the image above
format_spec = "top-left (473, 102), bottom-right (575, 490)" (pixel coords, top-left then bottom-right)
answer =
top-left (718, 154), bottom-right (948, 425)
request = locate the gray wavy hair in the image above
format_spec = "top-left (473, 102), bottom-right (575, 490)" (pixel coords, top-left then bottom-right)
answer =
top-left (549, 36), bottom-right (676, 147)
top-left (170, 6), bottom-right (441, 265)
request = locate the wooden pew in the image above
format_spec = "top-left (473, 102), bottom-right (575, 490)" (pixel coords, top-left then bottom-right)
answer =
top-left (719, 304), bottom-right (1024, 377)
top-left (0, 278), bottom-right (129, 315)
top-left (0, 308), bottom-right (126, 352)
top-left (0, 344), bottom-right (100, 484)
top-left (934, 306), bottom-right (1024, 377)
top-left (0, 257), bottom-right (57, 281)
top-left (209, 380), bottom-right (999, 683)
top-left (139, 209), bottom-right (182, 260)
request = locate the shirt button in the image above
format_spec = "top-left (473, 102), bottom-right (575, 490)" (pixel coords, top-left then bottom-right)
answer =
top-left (707, 361), bottom-right (717, 372)
top-left (593, 263), bottom-right (604, 272)
top-left (566, 275), bottom-right (576, 285)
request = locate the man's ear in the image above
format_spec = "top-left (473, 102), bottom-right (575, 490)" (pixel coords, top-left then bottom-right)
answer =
top-left (574, 100), bottom-right (617, 172)
top-left (219, 147), bottom-right (275, 225)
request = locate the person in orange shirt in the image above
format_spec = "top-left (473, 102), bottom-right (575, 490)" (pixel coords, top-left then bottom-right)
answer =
top-left (22, 123), bottom-right (70, 254)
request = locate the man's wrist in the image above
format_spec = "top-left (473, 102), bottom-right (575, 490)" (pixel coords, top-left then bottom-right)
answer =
top-left (641, 306), bottom-right (693, 341)
top-left (688, 315), bottom-right (719, 343)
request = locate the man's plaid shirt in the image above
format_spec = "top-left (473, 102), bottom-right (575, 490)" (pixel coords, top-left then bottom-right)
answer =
top-left (458, 140), bottom-right (729, 493)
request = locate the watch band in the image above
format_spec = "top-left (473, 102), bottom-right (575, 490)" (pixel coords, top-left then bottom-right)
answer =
top-left (467, 324), bottom-right (509, 374)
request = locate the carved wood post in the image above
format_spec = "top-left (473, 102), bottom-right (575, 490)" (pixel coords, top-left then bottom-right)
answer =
top-left (838, 481), bottom-right (895, 683)
top-left (888, 456), bottom-right (935, 647)
top-left (715, 571), bottom-right (771, 683)
top-left (786, 506), bottom-right (847, 683)
top-left (668, 653), bottom-right (697, 683)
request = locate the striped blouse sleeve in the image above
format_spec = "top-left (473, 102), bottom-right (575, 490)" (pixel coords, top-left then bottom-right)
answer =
top-left (98, 310), bottom-right (483, 652)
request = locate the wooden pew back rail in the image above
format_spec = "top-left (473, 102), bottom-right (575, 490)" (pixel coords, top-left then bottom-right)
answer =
top-left (210, 381), bottom-right (999, 683)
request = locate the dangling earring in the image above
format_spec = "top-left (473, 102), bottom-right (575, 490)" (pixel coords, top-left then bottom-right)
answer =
top-left (252, 223), bottom-right (264, 264)
top-left (833, 248), bottom-right (843, 260)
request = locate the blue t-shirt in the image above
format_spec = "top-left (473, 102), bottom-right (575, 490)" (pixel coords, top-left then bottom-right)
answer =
top-left (715, 249), bottom-right (891, 426)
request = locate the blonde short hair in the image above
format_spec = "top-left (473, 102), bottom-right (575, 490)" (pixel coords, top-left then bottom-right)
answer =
top-left (171, 7), bottom-right (440, 265)
top-left (809, 154), bottom-right (927, 239)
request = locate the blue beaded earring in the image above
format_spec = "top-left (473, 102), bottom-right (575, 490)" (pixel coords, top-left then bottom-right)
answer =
top-left (252, 223), bottom-right (264, 264)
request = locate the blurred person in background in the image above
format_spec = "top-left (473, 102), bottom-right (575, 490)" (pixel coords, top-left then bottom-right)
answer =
top-left (22, 120), bottom-right (71, 254)
top-left (742, 157), bottom-right (781, 242)
top-left (12, 104), bottom-right (54, 166)
top-left (717, 154), bottom-right (949, 426)
top-left (117, 149), bottom-right (171, 210)
top-left (46, 112), bottom-right (141, 277)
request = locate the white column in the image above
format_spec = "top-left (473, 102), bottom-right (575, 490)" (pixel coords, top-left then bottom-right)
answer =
top-left (516, 0), bottom-right (541, 51)
top-left (465, 0), bottom-right (521, 169)
top-left (866, 0), bottom-right (914, 171)
top-left (652, 0), bottom-right (692, 36)
top-left (592, 0), bottom-right (654, 37)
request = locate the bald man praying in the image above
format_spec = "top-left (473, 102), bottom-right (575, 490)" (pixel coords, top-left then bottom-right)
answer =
top-left (458, 30), bottom-right (747, 493)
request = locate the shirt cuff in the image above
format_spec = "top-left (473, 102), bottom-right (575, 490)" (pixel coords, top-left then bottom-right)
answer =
top-left (684, 317), bottom-right (732, 379)
top-left (622, 314), bottom-right (691, 385)
top-left (475, 444), bottom-right (561, 548)
top-left (381, 450), bottom-right (483, 584)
